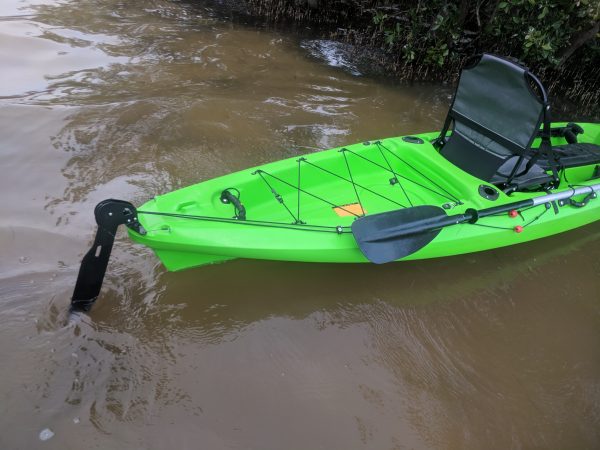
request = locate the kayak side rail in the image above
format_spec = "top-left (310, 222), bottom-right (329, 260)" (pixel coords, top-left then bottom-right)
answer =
top-left (71, 199), bottom-right (146, 312)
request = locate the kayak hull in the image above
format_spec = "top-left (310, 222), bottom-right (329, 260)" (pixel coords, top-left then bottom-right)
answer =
top-left (129, 123), bottom-right (600, 271)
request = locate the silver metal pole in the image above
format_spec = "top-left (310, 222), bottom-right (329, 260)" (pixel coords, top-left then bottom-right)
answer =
top-left (532, 183), bottom-right (600, 206)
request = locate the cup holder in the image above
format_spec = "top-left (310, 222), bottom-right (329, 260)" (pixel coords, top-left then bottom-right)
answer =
top-left (479, 184), bottom-right (499, 201)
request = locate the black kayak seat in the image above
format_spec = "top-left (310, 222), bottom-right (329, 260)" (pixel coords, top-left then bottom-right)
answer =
top-left (436, 53), bottom-right (600, 190)
top-left (437, 53), bottom-right (548, 185)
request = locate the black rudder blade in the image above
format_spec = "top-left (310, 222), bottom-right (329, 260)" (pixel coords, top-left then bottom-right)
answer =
top-left (71, 199), bottom-right (145, 312)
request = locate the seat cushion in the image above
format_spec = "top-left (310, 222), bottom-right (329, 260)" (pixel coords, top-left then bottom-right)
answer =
top-left (490, 156), bottom-right (553, 189)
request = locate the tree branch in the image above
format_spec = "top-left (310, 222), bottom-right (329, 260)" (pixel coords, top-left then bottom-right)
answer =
top-left (558, 21), bottom-right (599, 65)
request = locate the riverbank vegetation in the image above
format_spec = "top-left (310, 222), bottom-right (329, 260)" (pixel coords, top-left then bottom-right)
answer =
top-left (245, 0), bottom-right (599, 118)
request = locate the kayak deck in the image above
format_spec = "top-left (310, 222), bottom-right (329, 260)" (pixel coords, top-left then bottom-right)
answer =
top-left (129, 123), bottom-right (600, 271)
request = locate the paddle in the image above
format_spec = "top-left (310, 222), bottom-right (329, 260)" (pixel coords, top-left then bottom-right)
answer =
top-left (352, 183), bottom-right (600, 264)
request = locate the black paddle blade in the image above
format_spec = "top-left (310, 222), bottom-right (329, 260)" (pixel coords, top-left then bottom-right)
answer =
top-left (351, 205), bottom-right (447, 264)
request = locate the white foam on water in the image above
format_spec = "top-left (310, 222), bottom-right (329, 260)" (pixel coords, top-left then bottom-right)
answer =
top-left (39, 428), bottom-right (54, 441)
top-left (301, 39), bottom-right (362, 76)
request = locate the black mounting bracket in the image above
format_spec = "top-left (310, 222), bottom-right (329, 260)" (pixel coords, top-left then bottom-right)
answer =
top-left (71, 199), bottom-right (145, 312)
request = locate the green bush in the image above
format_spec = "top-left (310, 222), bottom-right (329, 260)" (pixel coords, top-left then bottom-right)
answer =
top-left (365, 0), bottom-right (598, 68)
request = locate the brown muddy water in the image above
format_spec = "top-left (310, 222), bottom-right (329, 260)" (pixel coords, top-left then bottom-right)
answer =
top-left (1, 0), bottom-right (599, 448)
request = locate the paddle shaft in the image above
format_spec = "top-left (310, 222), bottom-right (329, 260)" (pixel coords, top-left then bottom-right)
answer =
top-left (367, 183), bottom-right (600, 242)
top-left (440, 182), bottom-right (600, 228)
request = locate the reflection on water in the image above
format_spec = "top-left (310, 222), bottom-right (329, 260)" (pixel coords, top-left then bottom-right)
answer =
top-left (1, 0), bottom-right (599, 448)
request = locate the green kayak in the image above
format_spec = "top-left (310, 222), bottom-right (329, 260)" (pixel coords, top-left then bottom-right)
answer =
top-left (71, 54), bottom-right (600, 311)
top-left (128, 123), bottom-right (600, 270)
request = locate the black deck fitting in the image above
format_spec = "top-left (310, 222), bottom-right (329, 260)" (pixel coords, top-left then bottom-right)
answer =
top-left (71, 199), bottom-right (145, 312)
